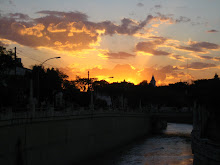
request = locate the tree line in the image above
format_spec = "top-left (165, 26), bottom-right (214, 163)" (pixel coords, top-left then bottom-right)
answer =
top-left (0, 46), bottom-right (219, 111)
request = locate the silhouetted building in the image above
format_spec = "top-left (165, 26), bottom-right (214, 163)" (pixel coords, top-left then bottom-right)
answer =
top-left (214, 73), bottom-right (219, 80)
top-left (4, 58), bottom-right (31, 76)
top-left (55, 92), bottom-right (64, 107)
top-left (150, 75), bottom-right (156, 87)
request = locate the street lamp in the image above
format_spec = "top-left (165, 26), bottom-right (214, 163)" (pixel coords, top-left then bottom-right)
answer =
top-left (40, 57), bottom-right (61, 66)
top-left (37, 56), bottom-right (61, 105)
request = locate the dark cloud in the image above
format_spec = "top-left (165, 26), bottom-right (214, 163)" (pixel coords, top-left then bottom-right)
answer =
top-left (177, 45), bottom-right (203, 52)
top-left (160, 65), bottom-right (179, 73)
top-left (155, 5), bottom-right (162, 9)
top-left (129, 12), bottom-right (135, 16)
top-left (9, 0), bottom-right (13, 4)
top-left (9, 0), bottom-right (15, 6)
top-left (175, 41), bottom-right (220, 53)
top-left (137, 3), bottom-right (144, 7)
top-left (149, 36), bottom-right (166, 40)
top-left (99, 15), bottom-right (154, 35)
top-left (192, 41), bottom-right (219, 49)
top-left (198, 55), bottom-right (213, 60)
top-left (156, 12), bottom-right (190, 23)
top-left (206, 29), bottom-right (219, 33)
top-left (171, 55), bottom-right (184, 60)
top-left (136, 37), bottom-right (171, 56)
top-left (175, 16), bottom-right (191, 23)
top-left (181, 62), bottom-right (217, 70)
top-left (170, 55), bottom-right (189, 62)
top-left (156, 12), bottom-right (173, 23)
top-left (197, 55), bottom-right (220, 62)
top-left (8, 13), bottom-right (30, 20)
top-left (214, 57), bottom-right (220, 61)
top-left (106, 52), bottom-right (135, 59)
top-left (36, 10), bottom-right (88, 24)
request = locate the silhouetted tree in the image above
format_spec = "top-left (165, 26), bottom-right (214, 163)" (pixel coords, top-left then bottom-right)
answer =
top-left (31, 65), bottom-right (68, 104)
top-left (138, 80), bottom-right (148, 86)
top-left (0, 46), bottom-right (15, 77)
top-left (0, 46), bottom-right (28, 109)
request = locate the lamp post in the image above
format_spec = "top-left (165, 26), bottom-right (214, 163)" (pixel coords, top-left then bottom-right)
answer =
top-left (37, 57), bottom-right (61, 105)
top-left (40, 57), bottom-right (61, 66)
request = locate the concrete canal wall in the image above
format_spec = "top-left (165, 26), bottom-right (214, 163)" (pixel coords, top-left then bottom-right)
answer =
top-left (0, 111), bottom-right (152, 165)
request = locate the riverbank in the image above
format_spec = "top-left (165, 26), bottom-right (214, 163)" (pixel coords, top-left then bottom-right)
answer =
top-left (78, 123), bottom-right (193, 165)
top-left (0, 111), bottom-right (152, 165)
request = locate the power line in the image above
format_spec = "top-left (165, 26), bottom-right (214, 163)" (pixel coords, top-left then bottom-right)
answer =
top-left (17, 49), bottom-right (60, 68)
top-left (17, 52), bottom-right (42, 63)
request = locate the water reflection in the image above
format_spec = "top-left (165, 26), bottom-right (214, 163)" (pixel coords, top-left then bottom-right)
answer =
top-left (80, 123), bottom-right (193, 165)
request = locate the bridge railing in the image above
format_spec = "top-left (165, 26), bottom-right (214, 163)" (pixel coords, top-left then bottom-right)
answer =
top-left (0, 105), bottom-right (192, 123)
top-left (0, 106), bottom-right (150, 123)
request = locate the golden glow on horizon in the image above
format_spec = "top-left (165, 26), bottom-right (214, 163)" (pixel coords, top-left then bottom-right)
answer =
top-left (129, 64), bottom-right (136, 70)
top-left (107, 78), bottom-right (139, 85)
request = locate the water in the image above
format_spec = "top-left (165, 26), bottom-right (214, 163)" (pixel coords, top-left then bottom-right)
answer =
top-left (84, 123), bottom-right (193, 165)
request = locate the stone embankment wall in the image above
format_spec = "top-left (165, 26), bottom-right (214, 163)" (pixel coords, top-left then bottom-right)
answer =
top-left (191, 104), bottom-right (220, 165)
top-left (0, 110), bottom-right (151, 165)
top-left (191, 130), bottom-right (220, 165)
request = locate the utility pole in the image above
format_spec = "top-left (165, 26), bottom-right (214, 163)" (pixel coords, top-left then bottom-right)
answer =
top-left (14, 47), bottom-right (16, 59)
top-left (187, 59), bottom-right (189, 84)
top-left (87, 71), bottom-right (94, 110)
top-left (14, 47), bottom-right (16, 76)
top-left (13, 47), bottom-right (17, 112)
top-left (88, 71), bottom-right (90, 84)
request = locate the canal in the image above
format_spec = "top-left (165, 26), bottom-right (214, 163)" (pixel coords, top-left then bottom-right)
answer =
top-left (80, 123), bottom-right (193, 165)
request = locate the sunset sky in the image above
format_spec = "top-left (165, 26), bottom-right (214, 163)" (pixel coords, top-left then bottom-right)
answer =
top-left (0, 0), bottom-right (220, 85)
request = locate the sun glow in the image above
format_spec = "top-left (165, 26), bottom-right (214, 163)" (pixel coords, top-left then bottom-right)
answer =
top-left (137, 51), bottom-right (154, 56)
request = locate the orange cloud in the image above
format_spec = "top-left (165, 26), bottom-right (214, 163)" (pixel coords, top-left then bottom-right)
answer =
top-left (0, 11), bottom-right (192, 53)
top-left (20, 23), bottom-right (45, 37)
top-left (170, 55), bottom-right (191, 62)
top-left (47, 23), bottom-right (67, 33)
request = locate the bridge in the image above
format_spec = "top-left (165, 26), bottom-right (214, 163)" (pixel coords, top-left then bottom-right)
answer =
top-left (151, 111), bottom-right (193, 124)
